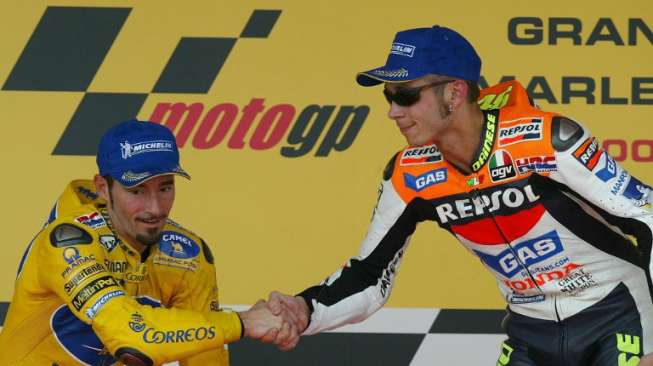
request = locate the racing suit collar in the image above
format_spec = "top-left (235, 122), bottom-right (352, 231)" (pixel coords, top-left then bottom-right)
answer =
top-left (469, 109), bottom-right (499, 173)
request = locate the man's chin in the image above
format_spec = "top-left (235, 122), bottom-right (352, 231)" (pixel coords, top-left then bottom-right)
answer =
top-left (136, 230), bottom-right (163, 246)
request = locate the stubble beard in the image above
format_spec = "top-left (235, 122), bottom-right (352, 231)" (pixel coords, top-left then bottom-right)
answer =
top-left (136, 229), bottom-right (163, 246)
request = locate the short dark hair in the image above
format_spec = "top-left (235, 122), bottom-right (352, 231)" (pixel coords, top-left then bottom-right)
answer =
top-left (466, 80), bottom-right (480, 102)
top-left (427, 74), bottom-right (480, 103)
top-left (102, 175), bottom-right (115, 205)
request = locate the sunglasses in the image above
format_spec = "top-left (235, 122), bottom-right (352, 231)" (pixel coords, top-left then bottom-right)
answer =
top-left (383, 79), bottom-right (454, 107)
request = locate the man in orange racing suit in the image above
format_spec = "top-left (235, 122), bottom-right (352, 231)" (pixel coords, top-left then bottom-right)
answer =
top-left (265, 26), bottom-right (653, 365)
top-left (0, 120), bottom-right (288, 365)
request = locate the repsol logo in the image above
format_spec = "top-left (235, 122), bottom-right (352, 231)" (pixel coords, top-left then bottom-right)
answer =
top-left (508, 17), bottom-right (653, 45)
top-left (142, 326), bottom-right (216, 344)
top-left (435, 184), bottom-right (540, 224)
top-left (475, 230), bottom-right (564, 278)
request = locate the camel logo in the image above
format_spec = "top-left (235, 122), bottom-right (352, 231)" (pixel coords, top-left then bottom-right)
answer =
top-left (171, 242), bottom-right (185, 254)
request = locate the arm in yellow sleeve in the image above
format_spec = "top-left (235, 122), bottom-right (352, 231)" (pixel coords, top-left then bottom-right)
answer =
top-left (39, 221), bottom-right (242, 365)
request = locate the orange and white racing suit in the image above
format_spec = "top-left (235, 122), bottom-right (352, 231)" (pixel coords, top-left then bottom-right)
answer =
top-left (298, 81), bottom-right (653, 365)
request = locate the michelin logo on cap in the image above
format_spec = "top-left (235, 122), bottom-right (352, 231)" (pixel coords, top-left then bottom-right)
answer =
top-left (391, 43), bottom-right (415, 57)
top-left (121, 140), bottom-right (174, 159)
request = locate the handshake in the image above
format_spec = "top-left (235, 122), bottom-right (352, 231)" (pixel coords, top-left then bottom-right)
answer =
top-left (237, 291), bottom-right (310, 351)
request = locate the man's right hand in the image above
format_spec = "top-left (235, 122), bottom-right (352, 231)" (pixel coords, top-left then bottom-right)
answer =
top-left (266, 291), bottom-right (310, 351)
top-left (238, 300), bottom-right (284, 340)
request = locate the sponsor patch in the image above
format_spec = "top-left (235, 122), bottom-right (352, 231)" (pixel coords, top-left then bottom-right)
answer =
top-left (488, 150), bottom-right (516, 182)
top-left (474, 230), bottom-right (564, 278)
top-left (622, 176), bottom-right (652, 207)
top-left (515, 156), bottom-right (557, 174)
top-left (611, 171), bottom-right (629, 195)
top-left (141, 326), bottom-right (216, 344)
top-left (63, 247), bottom-right (81, 264)
top-left (507, 293), bottom-right (546, 304)
top-left (64, 262), bottom-right (106, 294)
top-left (573, 137), bottom-right (602, 170)
top-left (72, 275), bottom-right (119, 311)
top-left (75, 211), bottom-right (106, 229)
top-left (403, 168), bottom-right (447, 192)
top-left (129, 312), bottom-right (146, 332)
top-left (76, 186), bottom-right (99, 200)
top-left (121, 140), bottom-right (174, 159)
top-left (152, 255), bottom-right (198, 271)
top-left (595, 153), bottom-right (617, 182)
top-left (85, 290), bottom-right (124, 319)
top-left (104, 260), bottom-right (128, 273)
top-left (99, 235), bottom-right (118, 252)
top-left (390, 42), bottom-right (415, 57)
top-left (503, 262), bottom-right (581, 292)
top-left (124, 263), bottom-right (148, 283)
top-left (434, 184), bottom-right (540, 224)
top-left (498, 118), bottom-right (542, 146)
top-left (558, 267), bottom-right (598, 295)
top-left (400, 144), bottom-right (442, 166)
top-left (61, 254), bottom-right (97, 278)
top-left (159, 231), bottom-right (200, 259)
top-left (471, 113), bottom-right (497, 171)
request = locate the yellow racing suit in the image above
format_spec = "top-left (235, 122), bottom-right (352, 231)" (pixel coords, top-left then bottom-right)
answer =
top-left (0, 180), bottom-right (242, 365)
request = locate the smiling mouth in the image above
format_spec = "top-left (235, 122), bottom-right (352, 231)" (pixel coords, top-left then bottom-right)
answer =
top-left (138, 217), bottom-right (164, 226)
top-left (398, 123), bottom-right (415, 133)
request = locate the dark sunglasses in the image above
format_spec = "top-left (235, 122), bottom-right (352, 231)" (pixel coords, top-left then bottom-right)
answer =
top-left (383, 79), bottom-right (454, 107)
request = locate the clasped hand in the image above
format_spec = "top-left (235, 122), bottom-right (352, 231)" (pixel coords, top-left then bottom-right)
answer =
top-left (237, 291), bottom-right (309, 351)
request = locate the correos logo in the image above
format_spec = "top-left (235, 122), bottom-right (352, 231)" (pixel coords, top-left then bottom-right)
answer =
top-left (143, 326), bottom-right (216, 344)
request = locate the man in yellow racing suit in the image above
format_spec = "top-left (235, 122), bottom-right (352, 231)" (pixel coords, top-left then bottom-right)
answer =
top-left (0, 120), bottom-right (285, 365)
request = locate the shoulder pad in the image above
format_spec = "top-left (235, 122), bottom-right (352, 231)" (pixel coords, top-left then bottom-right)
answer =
top-left (383, 152), bottom-right (399, 181)
top-left (551, 116), bottom-right (584, 152)
top-left (50, 223), bottom-right (92, 248)
top-left (201, 239), bottom-right (214, 265)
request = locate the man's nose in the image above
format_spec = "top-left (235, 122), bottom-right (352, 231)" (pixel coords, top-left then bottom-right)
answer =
top-left (387, 101), bottom-right (404, 119)
top-left (144, 195), bottom-right (164, 216)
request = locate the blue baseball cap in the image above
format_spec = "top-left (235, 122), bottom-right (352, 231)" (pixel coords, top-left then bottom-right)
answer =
top-left (356, 26), bottom-right (481, 86)
top-left (97, 119), bottom-right (190, 187)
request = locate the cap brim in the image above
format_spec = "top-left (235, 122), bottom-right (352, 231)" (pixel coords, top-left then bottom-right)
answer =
top-left (114, 167), bottom-right (191, 188)
top-left (356, 67), bottom-right (419, 87)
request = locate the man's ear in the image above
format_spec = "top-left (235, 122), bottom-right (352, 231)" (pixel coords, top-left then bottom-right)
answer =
top-left (448, 80), bottom-right (469, 109)
top-left (94, 174), bottom-right (110, 202)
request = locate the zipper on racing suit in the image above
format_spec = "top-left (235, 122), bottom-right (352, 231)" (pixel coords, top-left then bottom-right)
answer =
top-left (469, 187), bottom-right (545, 295)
